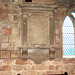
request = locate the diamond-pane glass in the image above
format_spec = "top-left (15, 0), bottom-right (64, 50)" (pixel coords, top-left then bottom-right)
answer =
top-left (62, 16), bottom-right (75, 58)
top-left (63, 45), bottom-right (74, 56)
top-left (63, 34), bottom-right (74, 45)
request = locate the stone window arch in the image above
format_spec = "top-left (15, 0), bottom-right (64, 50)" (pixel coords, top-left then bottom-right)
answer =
top-left (62, 10), bottom-right (75, 58)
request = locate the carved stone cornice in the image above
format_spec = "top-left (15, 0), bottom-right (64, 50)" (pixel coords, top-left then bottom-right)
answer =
top-left (18, 3), bottom-right (58, 11)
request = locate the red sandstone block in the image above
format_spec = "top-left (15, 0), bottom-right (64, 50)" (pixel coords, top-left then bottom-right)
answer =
top-left (5, 9), bottom-right (11, 14)
top-left (48, 0), bottom-right (54, 4)
top-left (36, 65), bottom-right (45, 70)
top-left (0, 65), bottom-right (11, 71)
top-left (12, 65), bottom-right (22, 70)
top-left (23, 65), bottom-right (36, 70)
top-left (37, 71), bottom-right (46, 75)
top-left (63, 58), bottom-right (75, 63)
top-left (65, 65), bottom-right (75, 70)
top-left (0, 14), bottom-right (9, 21)
top-left (16, 59), bottom-right (28, 65)
top-left (1, 51), bottom-right (10, 58)
top-left (21, 71), bottom-right (28, 75)
top-left (28, 71), bottom-right (36, 75)
top-left (54, 59), bottom-right (63, 64)
top-left (47, 71), bottom-right (54, 74)
top-left (49, 65), bottom-right (55, 70)
top-left (0, 7), bottom-right (4, 12)
top-left (56, 65), bottom-right (64, 70)
top-left (3, 60), bottom-right (13, 65)
top-left (3, 71), bottom-right (12, 75)
top-left (0, 72), bottom-right (3, 75)
top-left (2, 29), bottom-right (12, 35)
top-left (0, 9), bottom-right (11, 14)
top-left (36, 65), bottom-right (49, 70)
top-left (71, 69), bottom-right (75, 74)
top-left (23, 65), bottom-right (30, 70)
top-left (32, 0), bottom-right (41, 3)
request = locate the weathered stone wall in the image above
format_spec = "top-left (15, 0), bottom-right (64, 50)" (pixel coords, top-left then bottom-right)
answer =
top-left (0, 0), bottom-right (75, 75)
top-left (0, 59), bottom-right (75, 75)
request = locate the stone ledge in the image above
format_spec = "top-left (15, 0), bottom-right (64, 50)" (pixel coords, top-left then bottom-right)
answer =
top-left (18, 3), bottom-right (58, 11)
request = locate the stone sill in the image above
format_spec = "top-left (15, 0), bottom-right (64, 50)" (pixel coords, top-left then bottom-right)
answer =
top-left (63, 58), bottom-right (75, 63)
top-left (17, 45), bottom-right (60, 49)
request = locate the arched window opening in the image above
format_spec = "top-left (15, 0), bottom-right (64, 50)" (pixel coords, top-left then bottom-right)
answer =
top-left (62, 16), bottom-right (75, 58)
top-left (71, 12), bottom-right (75, 18)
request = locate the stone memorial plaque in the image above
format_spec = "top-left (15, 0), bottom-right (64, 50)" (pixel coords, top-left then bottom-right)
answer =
top-left (28, 48), bottom-right (49, 64)
top-left (27, 13), bottom-right (50, 44)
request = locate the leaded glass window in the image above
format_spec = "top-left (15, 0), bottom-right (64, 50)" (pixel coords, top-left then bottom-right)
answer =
top-left (63, 12), bottom-right (75, 58)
